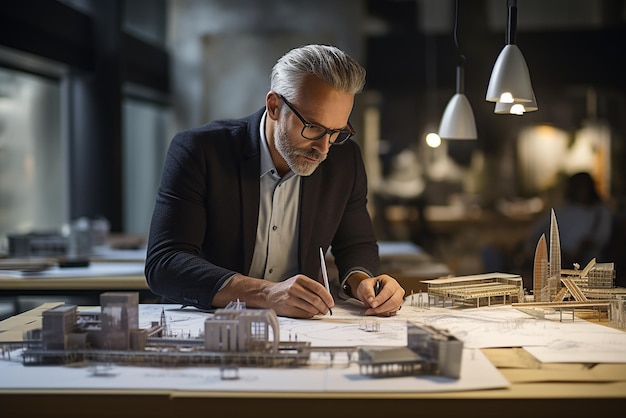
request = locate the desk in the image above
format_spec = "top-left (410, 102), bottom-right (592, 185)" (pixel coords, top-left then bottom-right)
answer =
top-left (1, 387), bottom-right (625, 418)
top-left (0, 302), bottom-right (624, 418)
top-left (0, 262), bottom-right (155, 319)
top-left (0, 262), bottom-right (148, 293)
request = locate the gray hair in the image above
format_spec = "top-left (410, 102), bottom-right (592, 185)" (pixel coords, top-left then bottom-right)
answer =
top-left (270, 44), bottom-right (366, 101)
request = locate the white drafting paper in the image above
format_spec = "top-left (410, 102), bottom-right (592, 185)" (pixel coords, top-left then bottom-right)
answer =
top-left (279, 317), bottom-right (408, 347)
top-left (0, 302), bottom-right (509, 393)
top-left (522, 322), bottom-right (626, 363)
top-left (0, 347), bottom-right (507, 393)
top-left (400, 300), bottom-right (626, 363)
top-left (90, 297), bottom-right (626, 364)
top-left (109, 304), bottom-right (408, 347)
top-left (402, 303), bottom-right (560, 348)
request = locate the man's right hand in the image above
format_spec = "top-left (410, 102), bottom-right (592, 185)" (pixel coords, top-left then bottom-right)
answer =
top-left (213, 273), bottom-right (334, 319)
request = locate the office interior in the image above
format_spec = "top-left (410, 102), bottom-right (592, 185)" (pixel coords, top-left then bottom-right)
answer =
top-left (1, 0), bottom-right (625, 320)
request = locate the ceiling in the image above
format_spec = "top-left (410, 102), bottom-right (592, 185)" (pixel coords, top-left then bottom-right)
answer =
top-left (364, 0), bottom-right (626, 91)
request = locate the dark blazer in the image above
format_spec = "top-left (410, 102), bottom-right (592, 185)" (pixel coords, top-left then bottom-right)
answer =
top-left (145, 108), bottom-right (380, 309)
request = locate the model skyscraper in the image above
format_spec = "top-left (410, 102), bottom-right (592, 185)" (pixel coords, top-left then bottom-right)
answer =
top-left (533, 209), bottom-right (561, 302)
top-left (533, 234), bottom-right (549, 302)
top-left (548, 209), bottom-right (561, 301)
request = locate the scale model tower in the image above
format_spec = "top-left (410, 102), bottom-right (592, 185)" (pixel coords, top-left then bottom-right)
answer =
top-left (101, 292), bottom-right (139, 350)
top-left (548, 209), bottom-right (561, 301)
top-left (533, 234), bottom-right (549, 302)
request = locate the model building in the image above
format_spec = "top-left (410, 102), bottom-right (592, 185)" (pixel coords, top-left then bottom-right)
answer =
top-left (10, 292), bottom-right (463, 379)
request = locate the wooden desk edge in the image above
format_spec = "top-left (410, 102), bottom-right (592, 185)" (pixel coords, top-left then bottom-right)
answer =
top-left (0, 388), bottom-right (624, 418)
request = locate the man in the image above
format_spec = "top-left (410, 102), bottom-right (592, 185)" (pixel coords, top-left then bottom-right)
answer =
top-left (145, 44), bottom-right (405, 319)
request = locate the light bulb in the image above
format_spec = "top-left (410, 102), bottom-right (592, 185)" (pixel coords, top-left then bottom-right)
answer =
top-left (426, 132), bottom-right (442, 148)
top-left (500, 92), bottom-right (514, 103)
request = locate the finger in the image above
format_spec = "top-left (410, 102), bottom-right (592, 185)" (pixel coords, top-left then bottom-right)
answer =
top-left (293, 274), bottom-right (330, 295)
top-left (277, 305), bottom-right (319, 319)
top-left (357, 278), bottom-right (382, 308)
top-left (364, 306), bottom-right (398, 316)
top-left (289, 278), bottom-right (334, 314)
top-left (281, 294), bottom-right (327, 317)
top-left (365, 286), bottom-right (380, 308)
top-left (268, 276), bottom-right (331, 317)
top-left (364, 292), bottom-right (404, 316)
top-left (297, 276), bottom-right (335, 309)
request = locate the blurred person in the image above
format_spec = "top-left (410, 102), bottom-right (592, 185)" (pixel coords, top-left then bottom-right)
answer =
top-left (526, 171), bottom-right (613, 269)
top-left (145, 44), bottom-right (405, 319)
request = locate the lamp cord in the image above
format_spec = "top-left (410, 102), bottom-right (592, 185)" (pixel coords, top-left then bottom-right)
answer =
top-left (453, 0), bottom-right (465, 94)
top-left (507, 0), bottom-right (518, 45)
top-left (453, 0), bottom-right (465, 67)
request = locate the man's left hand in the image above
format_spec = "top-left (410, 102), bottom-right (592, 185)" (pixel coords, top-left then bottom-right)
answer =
top-left (351, 274), bottom-right (405, 316)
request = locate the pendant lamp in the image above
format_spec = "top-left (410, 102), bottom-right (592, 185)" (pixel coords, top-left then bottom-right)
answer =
top-left (494, 91), bottom-right (538, 115)
top-left (438, 0), bottom-right (477, 140)
top-left (486, 0), bottom-right (536, 107)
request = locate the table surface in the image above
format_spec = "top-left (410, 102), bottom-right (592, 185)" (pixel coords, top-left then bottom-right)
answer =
top-left (1, 302), bottom-right (625, 418)
top-left (0, 261), bottom-right (148, 291)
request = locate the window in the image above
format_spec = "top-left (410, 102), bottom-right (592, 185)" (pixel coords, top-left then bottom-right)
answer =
top-left (122, 97), bottom-right (172, 235)
top-left (0, 67), bottom-right (65, 251)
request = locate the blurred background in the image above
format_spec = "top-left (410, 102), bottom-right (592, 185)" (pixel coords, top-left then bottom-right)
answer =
top-left (1, 0), bottom-right (625, 285)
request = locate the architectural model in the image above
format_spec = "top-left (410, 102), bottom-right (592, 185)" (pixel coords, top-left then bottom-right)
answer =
top-left (6, 292), bottom-right (464, 379)
top-left (531, 208), bottom-right (625, 301)
top-left (548, 208), bottom-right (561, 301)
top-left (421, 272), bottom-right (525, 308)
top-left (358, 322), bottom-right (463, 379)
top-left (533, 234), bottom-right (549, 302)
top-left (517, 208), bottom-right (626, 327)
top-left (415, 206), bottom-right (625, 328)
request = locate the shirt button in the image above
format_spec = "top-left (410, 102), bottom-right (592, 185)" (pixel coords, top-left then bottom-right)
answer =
top-left (268, 268), bottom-right (273, 274)
top-left (272, 225), bottom-right (277, 231)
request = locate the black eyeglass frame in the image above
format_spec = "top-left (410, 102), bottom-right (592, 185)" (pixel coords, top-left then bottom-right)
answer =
top-left (277, 94), bottom-right (355, 145)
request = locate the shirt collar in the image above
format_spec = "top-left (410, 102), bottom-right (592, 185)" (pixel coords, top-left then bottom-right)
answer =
top-left (259, 110), bottom-right (277, 178)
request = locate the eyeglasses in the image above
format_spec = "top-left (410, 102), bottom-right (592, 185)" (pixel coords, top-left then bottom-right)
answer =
top-left (278, 94), bottom-right (355, 145)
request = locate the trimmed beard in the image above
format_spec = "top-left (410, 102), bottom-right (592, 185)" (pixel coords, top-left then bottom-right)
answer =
top-left (274, 118), bottom-right (326, 176)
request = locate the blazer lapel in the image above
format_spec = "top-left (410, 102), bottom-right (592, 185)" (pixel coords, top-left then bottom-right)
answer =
top-left (299, 172), bottom-right (323, 274)
top-left (240, 110), bottom-right (263, 274)
top-left (240, 158), bottom-right (259, 273)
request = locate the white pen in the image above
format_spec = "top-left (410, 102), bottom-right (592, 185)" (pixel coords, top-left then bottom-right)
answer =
top-left (319, 247), bottom-right (333, 316)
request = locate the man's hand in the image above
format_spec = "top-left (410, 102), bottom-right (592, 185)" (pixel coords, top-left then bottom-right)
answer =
top-left (265, 274), bottom-right (335, 318)
top-left (349, 274), bottom-right (405, 316)
top-left (214, 273), bottom-right (334, 319)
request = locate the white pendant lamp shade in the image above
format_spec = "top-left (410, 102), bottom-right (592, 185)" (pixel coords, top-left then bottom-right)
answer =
top-left (437, 0), bottom-right (477, 140)
top-left (486, 44), bottom-right (534, 103)
top-left (486, 0), bottom-right (538, 112)
top-left (438, 93), bottom-right (477, 139)
top-left (494, 91), bottom-right (538, 114)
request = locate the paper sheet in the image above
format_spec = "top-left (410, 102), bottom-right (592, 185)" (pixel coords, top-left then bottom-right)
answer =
top-left (0, 301), bottom-right (509, 393)
top-left (0, 347), bottom-right (507, 393)
top-left (399, 299), bottom-right (626, 363)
